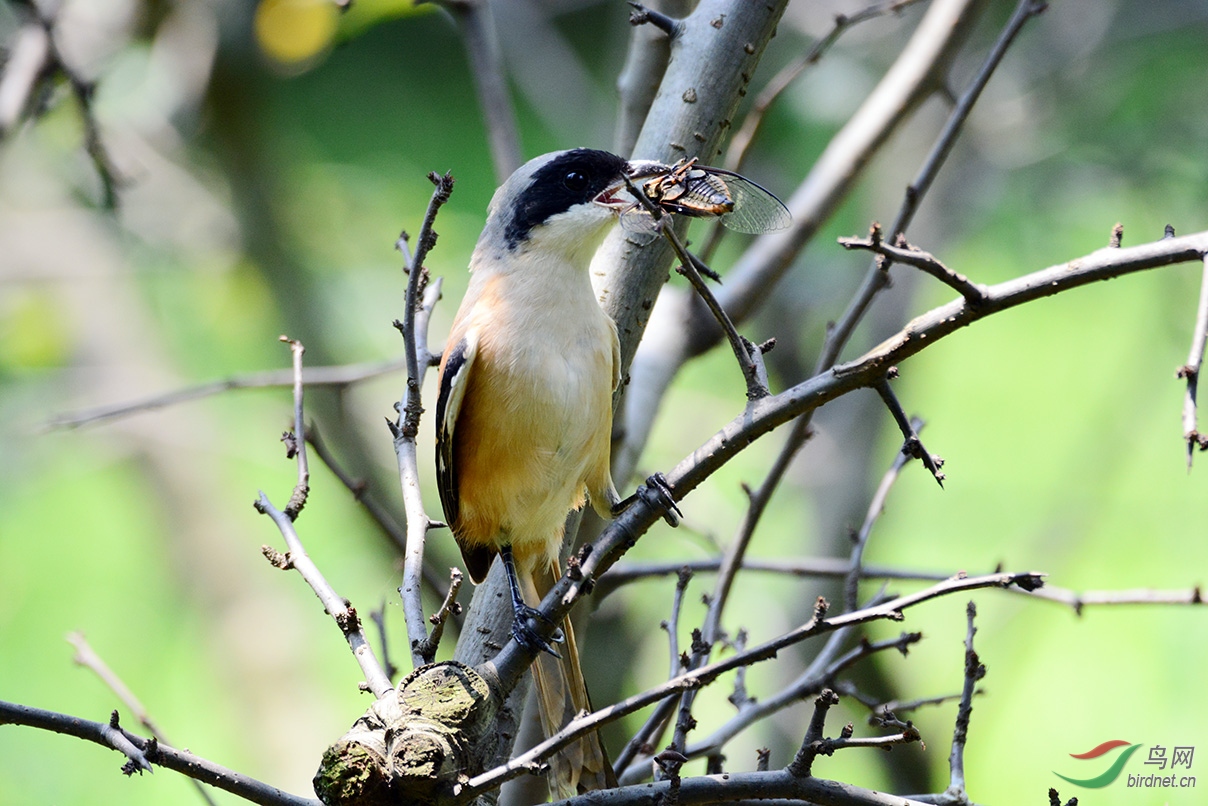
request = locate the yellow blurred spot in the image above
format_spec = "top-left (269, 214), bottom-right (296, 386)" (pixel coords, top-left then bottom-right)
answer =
top-left (0, 290), bottom-right (69, 370)
top-left (254, 0), bottom-right (339, 68)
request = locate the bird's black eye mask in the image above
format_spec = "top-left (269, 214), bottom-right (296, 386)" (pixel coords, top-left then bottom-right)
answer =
top-left (504, 148), bottom-right (628, 249)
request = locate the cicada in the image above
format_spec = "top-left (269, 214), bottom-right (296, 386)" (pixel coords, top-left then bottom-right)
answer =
top-left (622, 158), bottom-right (791, 236)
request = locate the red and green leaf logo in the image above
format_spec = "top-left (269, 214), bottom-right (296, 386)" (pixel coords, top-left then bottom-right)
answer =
top-left (1054, 740), bottom-right (1142, 788)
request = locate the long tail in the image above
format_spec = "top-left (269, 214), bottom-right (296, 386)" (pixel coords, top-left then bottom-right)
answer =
top-left (520, 560), bottom-right (617, 798)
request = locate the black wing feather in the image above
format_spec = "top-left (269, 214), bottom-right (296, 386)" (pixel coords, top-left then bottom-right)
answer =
top-left (435, 335), bottom-right (475, 528)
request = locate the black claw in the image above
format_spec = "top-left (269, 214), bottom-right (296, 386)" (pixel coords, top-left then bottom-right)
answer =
top-left (640, 472), bottom-right (682, 527)
top-left (511, 604), bottom-right (564, 658)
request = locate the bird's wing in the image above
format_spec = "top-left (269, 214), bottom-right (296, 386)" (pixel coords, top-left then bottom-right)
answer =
top-left (435, 330), bottom-right (478, 528)
top-left (609, 318), bottom-right (621, 392)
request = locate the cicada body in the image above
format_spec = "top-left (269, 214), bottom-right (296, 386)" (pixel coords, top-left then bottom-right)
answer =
top-left (623, 158), bottom-right (791, 236)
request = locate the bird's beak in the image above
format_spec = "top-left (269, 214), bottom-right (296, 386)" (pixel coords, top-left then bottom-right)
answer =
top-left (593, 178), bottom-right (637, 212)
top-left (626, 160), bottom-right (672, 180)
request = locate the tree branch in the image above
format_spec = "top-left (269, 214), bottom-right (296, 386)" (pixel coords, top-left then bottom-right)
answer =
top-left (1178, 252), bottom-right (1208, 466)
top-left (0, 700), bottom-right (320, 806)
top-left (45, 357), bottom-right (408, 431)
top-left (255, 493), bottom-right (393, 697)
top-left (469, 571), bottom-right (1041, 798)
top-left (600, 557), bottom-right (951, 594)
top-left (943, 602), bottom-right (984, 800)
top-left (391, 172), bottom-right (454, 673)
top-left (439, 1), bottom-right (522, 181)
top-left (0, 19), bottom-right (51, 136)
top-left (874, 379), bottom-right (945, 487)
top-left (615, 0), bottom-right (692, 155)
top-left (551, 768), bottom-right (937, 806)
top-left (414, 568), bottom-right (464, 664)
top-left (839, 229), bottom-right (987, 306)
top-left (280, 337), bottom-right (311, 520)
top-left (67, 633), bottom-right (219, 806)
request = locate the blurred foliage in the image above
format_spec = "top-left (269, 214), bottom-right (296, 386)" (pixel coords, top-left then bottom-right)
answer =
top-left (1, 0), bottom-right (1206, 805)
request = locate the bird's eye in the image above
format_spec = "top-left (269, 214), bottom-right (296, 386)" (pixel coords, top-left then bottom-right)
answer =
top-left (563, 170), bottom-right (589, 192)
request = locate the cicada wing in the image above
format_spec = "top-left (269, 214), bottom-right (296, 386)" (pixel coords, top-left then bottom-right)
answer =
top-left (715, 174), bottom-right (792, 234)
top-left (617, 206), bottom-right (661, 245)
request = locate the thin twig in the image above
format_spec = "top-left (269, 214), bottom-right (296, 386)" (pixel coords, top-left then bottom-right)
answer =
top-left (786, 688), bottom-right (922, 779)
top-left (788, 689), bottom-right (839, 776)
top-left (1177, 254), bottom-right (1208, 467)
top-left (280, 337), bottom-right (310, 520)
top-left (625, 176), bottom-right (768, 400)
top-left (705, 416), bottom-right (813, 644)
top-left (727, 628), bottom-right (752, 710)
top-left (845, 426), bottom-right (917, 612)
top-left (413, 568), bottom-right (464, 664)
top-left (613, 697), bottom-right (677, 779)
top-left (853, 687), bottom-right (971, 726)
top-left (254, 493), bottom-right (393, 697)
top-left (46, 357), bottom-right (408, 431)
top-left (67, 633), bottom-right (219, 806)
top-left (628, 2), bottom-right (683, 37)
top-left (67, 633), bottom-right (165, 745)
top-left (838, 229), bottom-right (987, 306)
top-left (613, 570), bottom-right (695, 783)
top-left (605, 560), bottom-right (1206, 616)
top-left (1015, 583), bottom-right (1204, 614)
top-left (943, 602), bottom-right (985, 800)
top-left (367, 605), bottom-right (398, 683)
top-left (549, 768), bottom-right (936, 806)
top-left (601, 557), bottom-right (951, 593)
top-left (21, 4), bottom-right (122, 207)
top-left (666, 567), bottom-right (693, 678)
top-left (391, 173), bottom-right (454, 672)
top-left (874, 378), bottom-right (945, 486)
top-left (0, 700), bottom-right (321, 806)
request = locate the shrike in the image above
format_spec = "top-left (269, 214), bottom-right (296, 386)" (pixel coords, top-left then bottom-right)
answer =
top-left (436, 148), bottom-right (635, 640)
top-left (436, 148), bottom-right (667, 795)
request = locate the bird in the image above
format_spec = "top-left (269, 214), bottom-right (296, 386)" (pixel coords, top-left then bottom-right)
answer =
top-left (435, 147), bottom-right (669, 796)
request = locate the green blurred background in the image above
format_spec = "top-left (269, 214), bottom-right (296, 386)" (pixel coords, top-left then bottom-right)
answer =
top-left (1, 0), bottom-right (1206, 804)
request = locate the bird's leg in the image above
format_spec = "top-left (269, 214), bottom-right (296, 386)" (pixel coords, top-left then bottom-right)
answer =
top-left (499, 544), bottom-right (564, 657)
top-left (611, 471), bottom-right (683, 527)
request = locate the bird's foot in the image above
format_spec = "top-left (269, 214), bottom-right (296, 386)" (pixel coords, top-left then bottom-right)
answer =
top-left (511, 604), bottom-right (564, 658)
top-left (613, 472), bottom-right (682, 527)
